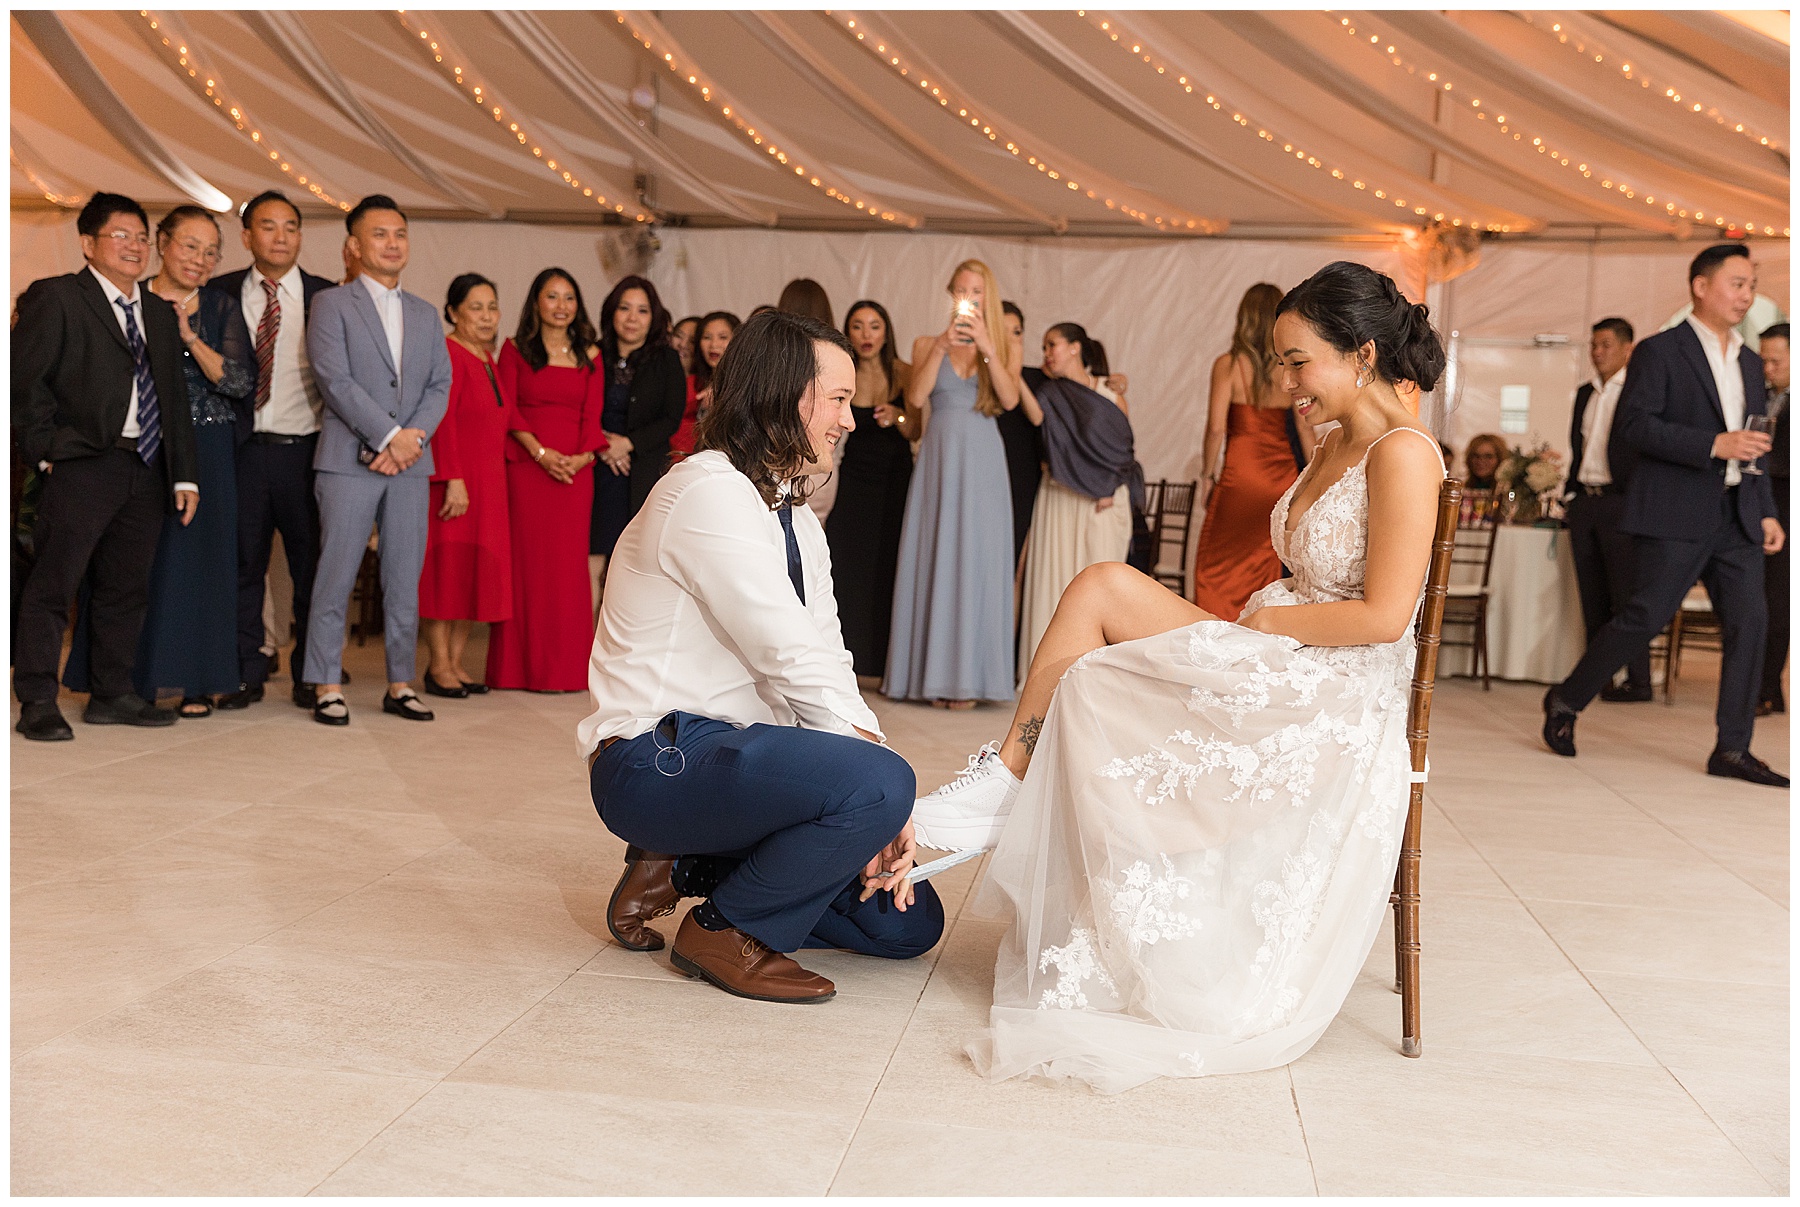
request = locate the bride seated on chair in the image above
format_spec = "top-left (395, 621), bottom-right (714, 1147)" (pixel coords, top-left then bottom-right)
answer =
top-left (911, 260), bottom-right (1449, 1093)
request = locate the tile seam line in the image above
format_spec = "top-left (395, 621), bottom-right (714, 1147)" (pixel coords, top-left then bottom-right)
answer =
top-left (304, 967), bottom-right (580, 1193)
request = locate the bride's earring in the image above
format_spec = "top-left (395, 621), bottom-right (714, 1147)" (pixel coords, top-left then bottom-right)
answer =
top-left (1355, 368), bottom-right (1367, 388)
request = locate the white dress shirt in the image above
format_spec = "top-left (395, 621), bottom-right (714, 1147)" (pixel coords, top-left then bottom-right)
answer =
top-left (1577, 367), bottom-right (1627, 486)
top-left (577, 451), bottom-right (883, 758)
top-left (241, 265), bottom-right (321, 436)
top-left (1688, 315), bottom-right (1747, 486)
top-left (359, 273), bottom-right (406, 452)
top-left (87, 267), bottom-right (197, 496)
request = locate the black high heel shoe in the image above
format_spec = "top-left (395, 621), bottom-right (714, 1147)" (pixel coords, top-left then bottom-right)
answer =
top-left (423, 674), bottom-right (469, 699)
top-left (460, 681), bottom-right (490, 695)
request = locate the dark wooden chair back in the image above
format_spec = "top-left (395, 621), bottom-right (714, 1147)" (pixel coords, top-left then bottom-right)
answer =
top-left (1392, 475), bottom-right (1463, 1058)
top-left (1150, 479), bottom-right (1198, 593)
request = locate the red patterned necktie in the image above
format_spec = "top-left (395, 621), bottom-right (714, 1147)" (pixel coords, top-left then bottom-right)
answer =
top-left (254, 277), bottom-right (280, 410)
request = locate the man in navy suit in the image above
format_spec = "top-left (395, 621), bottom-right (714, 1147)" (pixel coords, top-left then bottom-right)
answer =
top-left (1562, 316), bottom-right (1652, 702)
top-left (1545, 244), bottom-right (1787, 786)
top-left (301, 195), bottom-right (451, 726)
top-left (210, 191), bottom-right (337, 711)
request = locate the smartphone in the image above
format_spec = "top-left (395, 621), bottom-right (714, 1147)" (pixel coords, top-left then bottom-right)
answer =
top-left (952, 298), bottom-right (976, 344)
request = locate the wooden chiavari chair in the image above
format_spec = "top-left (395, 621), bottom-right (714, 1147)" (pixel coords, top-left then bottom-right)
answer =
top-left (1391, 475), bottom-right (1462, 1058)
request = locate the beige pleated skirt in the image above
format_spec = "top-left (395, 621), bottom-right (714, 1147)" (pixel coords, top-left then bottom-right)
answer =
top-left (1017, 472), bottom-right (1133, 681)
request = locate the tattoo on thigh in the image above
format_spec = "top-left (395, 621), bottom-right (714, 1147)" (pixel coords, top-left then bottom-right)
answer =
top-left (1016, 715), bottom-right (1044, 756)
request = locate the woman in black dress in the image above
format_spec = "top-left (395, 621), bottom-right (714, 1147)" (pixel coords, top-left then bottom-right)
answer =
top-left (589, 275), bottom-right (686, 601)
top-left (65, 206), bottom-right (252, 713)
top-left (826, 300), bottom-right (914, 678)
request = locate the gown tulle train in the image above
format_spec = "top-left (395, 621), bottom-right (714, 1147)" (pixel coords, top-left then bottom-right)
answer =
top-left (968, 428), bottom-right (1440, 1093)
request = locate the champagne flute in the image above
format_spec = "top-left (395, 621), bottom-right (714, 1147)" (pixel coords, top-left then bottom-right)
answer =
top-left (1742, 413), bottom-right (1774, 475)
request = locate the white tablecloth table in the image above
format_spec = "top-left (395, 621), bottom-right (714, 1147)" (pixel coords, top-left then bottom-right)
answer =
top-left (1439, 524), bottom-right (1587, 684)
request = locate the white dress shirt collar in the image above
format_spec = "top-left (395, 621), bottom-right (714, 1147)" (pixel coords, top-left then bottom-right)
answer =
top-left (88, 265), bottom-right (141, 310)
top-left (257, 263), bottom-right (304, 303)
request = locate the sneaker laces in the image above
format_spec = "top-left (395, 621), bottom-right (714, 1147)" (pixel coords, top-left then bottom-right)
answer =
top-left (937, 742), bottom-right (1003, 794)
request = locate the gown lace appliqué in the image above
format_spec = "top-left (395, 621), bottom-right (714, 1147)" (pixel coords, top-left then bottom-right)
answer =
top-left (967, 431), bottom-right (1438, 1093)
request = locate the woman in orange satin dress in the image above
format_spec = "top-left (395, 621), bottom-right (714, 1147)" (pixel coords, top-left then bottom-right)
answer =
top-left (1192, 282), bottom-right (1315, 618)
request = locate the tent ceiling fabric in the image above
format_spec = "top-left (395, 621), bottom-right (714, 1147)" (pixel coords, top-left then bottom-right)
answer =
top-left (11, 9), bottom-right (1789, 241)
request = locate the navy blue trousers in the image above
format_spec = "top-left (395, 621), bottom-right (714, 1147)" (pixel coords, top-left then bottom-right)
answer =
top-left (591, 712), bottom-right (943, 956)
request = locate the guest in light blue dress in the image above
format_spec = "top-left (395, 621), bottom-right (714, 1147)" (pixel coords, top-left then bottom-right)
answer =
top-left (885, 259), bottom-right (1023, 706)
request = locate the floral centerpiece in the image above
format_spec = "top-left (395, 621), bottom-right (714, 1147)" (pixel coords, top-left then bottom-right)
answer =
top-left (1493, 442), bottom-right (1564, 525)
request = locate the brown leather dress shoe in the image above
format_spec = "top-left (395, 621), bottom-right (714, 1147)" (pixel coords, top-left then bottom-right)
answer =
top-left (607, 846), bottom-right (681, 951)
top-left (669, 912), bottom-right (836, 1004)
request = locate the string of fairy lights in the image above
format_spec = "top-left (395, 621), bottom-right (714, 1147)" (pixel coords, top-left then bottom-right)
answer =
top-left (1330, 14), bottom-right (1787, 238)
top-left (826, 10), bottom-right (1220, 232)
top-left (1517, 14), bottom-right (1783, 156)
top-left (135, 11), bottom-right (349, 211)
top-left (392, 12), bottom-right (651, 222)
top-left (613, 11), bottom-right (918, 227)
top-left (1074, 10), bottom-right (1502, 232)
top-left (12, 146), bottom-right (85, 208)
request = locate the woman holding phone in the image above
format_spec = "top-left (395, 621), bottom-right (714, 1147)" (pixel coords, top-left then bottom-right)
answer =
top-left (885, 259), bottom-right (1022, 708)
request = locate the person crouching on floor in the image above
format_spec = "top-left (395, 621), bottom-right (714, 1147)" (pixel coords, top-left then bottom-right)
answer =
top-left (580, 308), bottom-right (941, 1004)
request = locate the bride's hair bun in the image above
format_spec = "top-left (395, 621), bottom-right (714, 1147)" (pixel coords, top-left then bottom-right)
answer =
top-left (1276, 262), bottom-right (1448, 392)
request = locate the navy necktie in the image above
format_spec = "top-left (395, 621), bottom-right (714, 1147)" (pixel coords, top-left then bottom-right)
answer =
top-left (778, 502), bottom-right (806, 604)
top-left (116, 297), bottom-right (161, 464)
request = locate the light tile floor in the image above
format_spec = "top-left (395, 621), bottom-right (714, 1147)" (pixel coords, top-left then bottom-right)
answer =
top-left (10, 640), bottom-right (1789, 1195)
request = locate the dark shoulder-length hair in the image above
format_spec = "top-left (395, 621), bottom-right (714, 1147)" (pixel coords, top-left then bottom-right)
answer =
top-left (691, 309), bottom-right (741, 394)
top-left (513, 268), bottom-right (598, 372)
top-left (694, 309), bottom-right (853, 508)
top-left (843, 299), bottom-right (899, 394)
top-left (599, 273), bottom-right (671, 364)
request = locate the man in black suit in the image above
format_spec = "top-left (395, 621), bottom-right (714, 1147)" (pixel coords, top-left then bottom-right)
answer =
top-left (1757, 323), bottom-right (1789, 714)
top-left (12, 192), bottom-right (200, 740)
top-left (1562, 316), bottom-right (1652, 702)
top-left (1544, 244), bottom-right (1786, 786)
top-left (209, 191), bottom-right (337, 711)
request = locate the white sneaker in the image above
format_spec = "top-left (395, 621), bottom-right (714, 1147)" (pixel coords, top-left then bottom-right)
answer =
top-left (911, 742), bottom-right (1021, 852)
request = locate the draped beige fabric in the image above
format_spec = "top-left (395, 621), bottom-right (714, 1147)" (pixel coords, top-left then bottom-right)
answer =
top-left (12, 10), bottom-right (1787, 239)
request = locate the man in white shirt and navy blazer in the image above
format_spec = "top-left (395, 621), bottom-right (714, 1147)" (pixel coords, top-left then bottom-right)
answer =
top-left (301, 195), bottom-right (451, 726)
top-left (211, 190), bottom-right (337, 710)
top-left (1562, 316), bottom-right (1652, 702)
top-left (1545, 244), bottom-right (1787, 786)
top-left (584, 310), bottom-right (940, 1004)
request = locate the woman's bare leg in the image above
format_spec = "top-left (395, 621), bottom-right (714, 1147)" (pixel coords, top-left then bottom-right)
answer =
top-left (424, 619), bottom-right (455, 687)
top-left (448, 620), bottom-right (474, 683)
top-left (997, 563), bottom-right (1214, 777)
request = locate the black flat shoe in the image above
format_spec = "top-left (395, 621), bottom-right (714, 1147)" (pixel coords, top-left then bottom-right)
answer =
top-left (460, 681), bottom-right (489, 695)
top-left (216, 682), bottom-right (264, 710)
top-left (178, 697), bottom-right (214, 718)
top-left (1600, 682), bottom-right (1653, 703)
top-left (16, 701), bottom-right (73, 741)
top-left (292, 682), bottom-right (317, 710)
top-left (84, 693), bottom-right (178, 727)
top-left (313, 692), bottom-right (350, 727)
top-left (1706, 748), bottom-right (1790, 788)
top-left (1542, 688), bottom-right (1577, 757)
top-left (382, 689), bottom-right (435, 722)
top-left (424, 675), bottom-right (468, 699)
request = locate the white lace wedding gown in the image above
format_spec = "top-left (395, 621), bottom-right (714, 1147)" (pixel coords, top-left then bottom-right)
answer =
top-left (968, 428), bottom-right (1439, 1093)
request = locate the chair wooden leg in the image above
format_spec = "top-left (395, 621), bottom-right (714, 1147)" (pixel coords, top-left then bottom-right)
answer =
top-left (1396, 786), bottom-right (1423, 1057)
top-left (1478, 607), bottom-right (1491, 691)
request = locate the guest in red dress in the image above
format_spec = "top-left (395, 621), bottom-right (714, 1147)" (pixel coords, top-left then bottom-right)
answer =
top-left (420, 274), bottom-right (513, 698)
top-left (486, 268), bottom-right (608, 691)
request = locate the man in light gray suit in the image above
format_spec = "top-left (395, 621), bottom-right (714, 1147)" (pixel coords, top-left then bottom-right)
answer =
top-left (302, 195), bottom-right (451, 725)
